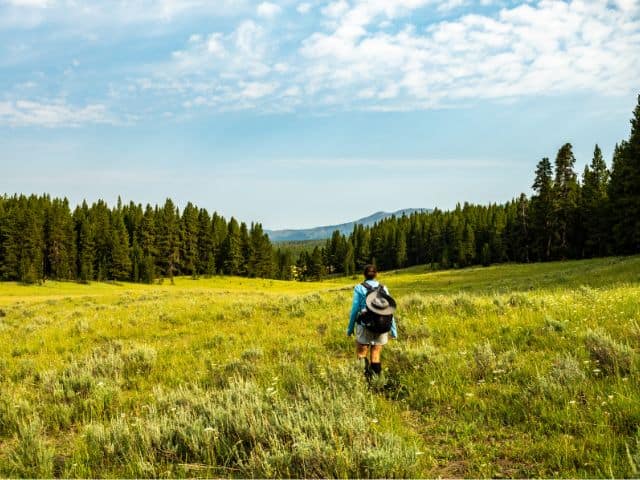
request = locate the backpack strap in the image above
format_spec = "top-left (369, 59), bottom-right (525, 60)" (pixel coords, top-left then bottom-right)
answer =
top-left (361, 281), bottom-right (374, 292)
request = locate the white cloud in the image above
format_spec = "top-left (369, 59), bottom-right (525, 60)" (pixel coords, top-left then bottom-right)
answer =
top-left (322, 0), bottom-right (349, 18)
top-left (85, 0), bottom-right (640, 117)
top-left (206, 33), bottom-right (226, 56)
top-left (234, 20), bottom-right (267, 57)
top-left (257, 1), bottom-right (281, 18)
top-left (296, 0), bottom-right (640, 109)
top-left (0, 0), bottom-right (249, 28)
top-left (241, 81), bottom-right (278, 98)
top-left (437, 0), bottom-right (468, 13)
top-left (297, 2), bottom-right (312, 14)
top-left (0, 99), bottom-right (112, 127)
top-left (3, 0), bottom-right (49, 6)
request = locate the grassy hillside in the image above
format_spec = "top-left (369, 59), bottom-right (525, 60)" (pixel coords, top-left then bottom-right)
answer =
top-left (0, 257), bottom-right (639, 477)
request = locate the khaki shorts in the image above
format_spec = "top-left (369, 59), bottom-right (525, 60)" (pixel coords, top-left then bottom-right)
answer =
top-left (355, 324), bottom-right (388, 346)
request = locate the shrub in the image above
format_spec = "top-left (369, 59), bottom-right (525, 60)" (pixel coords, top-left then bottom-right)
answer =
top-left (122, 345), bottom-right (157, 376)
top-left (302, 292), bottom-right (323, 305)
top-left (628, 429), bottom-right (640, 476)
top-left (11, 359), bottom-right (36, 381)
top-left (584, 329), bottom-right (634, 375)
top-left (402, 293), bottom-right (427, 312)
top-left (0, 388), bottom-right (23, 436)
top-left (286, 299), bottom-right (306, 318)
top-left (390, 343), bottom-right (439, 373)
top-left (544, 316), bottom-right (567, 333)
top-left (549, 354), bottom-right (585, 385)
top-left (0, 358), bottom-right (7, 382)
top-left (77, 369), bottom-right (420, 478)
top-left (508, 293), bottom-right (534, 308)
top-left (473, 340), bottom-right (496, 379)
top-left (240, 348), bottom-right (263, 361)
top-left (492, 296), bottom-right (507, 315)
top-left (631, 321), bottom-right (640, 346)
top-left (6, 420), bottom-right (54, 478)
top-left (450, 294), bottom-right (477, 316)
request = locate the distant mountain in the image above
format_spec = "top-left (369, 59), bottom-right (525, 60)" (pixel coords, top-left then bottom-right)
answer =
top-left (266, 208), bottom-right (431, 242)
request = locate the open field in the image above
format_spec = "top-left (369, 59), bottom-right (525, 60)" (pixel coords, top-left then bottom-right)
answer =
top-left (0, 256), bottom-right (639, 477)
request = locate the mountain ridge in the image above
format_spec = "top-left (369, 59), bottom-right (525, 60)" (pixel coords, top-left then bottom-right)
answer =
top-left (266, 208), bottom-right (430, 242)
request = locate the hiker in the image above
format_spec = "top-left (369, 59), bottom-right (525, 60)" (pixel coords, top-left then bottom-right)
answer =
top-left (347, 264), bottom-right (397, 378)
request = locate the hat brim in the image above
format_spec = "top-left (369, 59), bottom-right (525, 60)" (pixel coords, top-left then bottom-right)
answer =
top-left (365, 295), bottom-right (396, 316)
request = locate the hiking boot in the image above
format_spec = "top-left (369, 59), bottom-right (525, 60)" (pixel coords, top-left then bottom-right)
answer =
top-left (362, 357), bottom-right (372, 380)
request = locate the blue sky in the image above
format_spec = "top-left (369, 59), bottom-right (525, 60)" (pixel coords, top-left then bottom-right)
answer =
top-left (1, 0), bottom-right (639, 229)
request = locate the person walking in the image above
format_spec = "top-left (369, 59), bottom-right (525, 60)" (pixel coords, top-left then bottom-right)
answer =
top-left (347, 264), bottom-right (397, 378)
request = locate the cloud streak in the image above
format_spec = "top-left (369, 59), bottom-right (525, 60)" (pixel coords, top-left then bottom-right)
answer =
top-left (0, 0), bottom-right (249, 26)
top-left (136, 0), bottom-right (640, 114)
top-left (2, 0), bottom-right (639, 124)
top-left (0, 99), bottom-right (112, 127)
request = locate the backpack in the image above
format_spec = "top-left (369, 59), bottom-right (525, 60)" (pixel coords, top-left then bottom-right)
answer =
top-left (358, 282), bottom-right (396, 334)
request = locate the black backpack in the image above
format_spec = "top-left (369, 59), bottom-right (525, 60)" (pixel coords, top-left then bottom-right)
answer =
top-left (358, 282), bottom-right (396, 334)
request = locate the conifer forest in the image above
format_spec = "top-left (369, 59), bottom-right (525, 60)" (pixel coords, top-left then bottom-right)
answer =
top-left (1, 95), bottom-right (639, 284)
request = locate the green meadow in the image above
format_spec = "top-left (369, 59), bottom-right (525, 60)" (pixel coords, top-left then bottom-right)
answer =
top-left (0, 256), bottom-right (639, 478)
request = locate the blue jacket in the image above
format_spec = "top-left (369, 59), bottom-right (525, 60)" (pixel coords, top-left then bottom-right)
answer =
top-left (347, 279), bottom-right (398, 338)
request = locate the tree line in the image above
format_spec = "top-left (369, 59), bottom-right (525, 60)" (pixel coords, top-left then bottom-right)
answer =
top-left (0, 197), bottom-right (278, 284)
top-left (298, 94), bottom-right (640, 279)
top-left (1, 94), bottom-right (639, 284)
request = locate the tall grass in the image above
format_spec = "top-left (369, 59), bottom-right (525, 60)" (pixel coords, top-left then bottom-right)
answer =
top-left (0, 255), bottom-right (639, 477)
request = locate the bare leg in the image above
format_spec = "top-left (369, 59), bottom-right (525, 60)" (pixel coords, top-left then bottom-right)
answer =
top-left (370, 345), bottom-right (383, 376)
top-left (356, 343), bottom-right (370, 378)
top-left (370, 345), bottom-right (383, 363)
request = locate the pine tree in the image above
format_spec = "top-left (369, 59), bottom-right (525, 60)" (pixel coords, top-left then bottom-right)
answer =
top-left (352, 224), bottom-right (370, 270)
top-left (180, 202), bottom-right (199, 278)
top-left (156, 199), bottom-right (180, 283)
top-left (17, 196), bottom-right (45, 284)
top-left (222, 218), bottom-right (243, 275)
top-left (110, 209), bottom-right (132, 280)
top-left (395, 227), bottom-right (407, 268)
top-left (275, 248), bottom-right (294, 280)
top-left (531, 158), bottom-right (554, 261)
top-left (44, 198), bottom-right (75, 280)
top-left (249, 223), bottom-right (273, 278)
top-left (511, 194), bottom-right (530, 263)
top-left (552, 143), bottom-right (580, 259)
top-left (196, 208), bottom-right (215, 276)
top-left (343, 242), bottom-right (355, 275)
top-left (461, 222), bottom-right (475, 267)
top-left (295, 251), bottom-right (310, 281)
top-left (480, 242), bottom-right (491, 266)
top-left (425, 212), bottom-right (444, 268)
top-left (609, 94), bottom-right (640, 253)
top-left (239, 222), bottom-right (251, 276)
top-left (138, 205), bottom-right (157, 283)
top-left (308, 246), bottom-right (324, 280)
top-left (581, 145), bottom-right (610, 257)
top-left (91, 200), bottom-right (112, 281)
top-left (73, 203), bottom-right (95, 282)
top-left (211, 213), bottom-right (227, 274)
top-left (123, 202), bottom-right (144, 282)
top-left (0, 196), bottom-right (19, 281)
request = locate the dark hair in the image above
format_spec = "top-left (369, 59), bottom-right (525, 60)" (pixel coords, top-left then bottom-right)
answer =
top-left (363, 264), bottom-right (377, 280)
